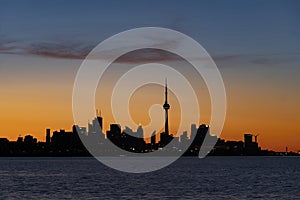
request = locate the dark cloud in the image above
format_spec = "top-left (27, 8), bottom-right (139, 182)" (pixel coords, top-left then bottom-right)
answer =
top-left (249, 55), bottom-right (300, 65)
top-left (0, 36), bottom-right (95, 59)
top-left (0, 38), bottom-right (19, 52)
top-left (251, 57), bottom-right (276, 65)
top-left (113, 48), bottom-right (184, 63)
top-left (27, 42), bottom-right (93, 59)
top-left (0, 38), bottom-right (298, 67)
top-left (212, 54), bottom-right (300, 66)
top-left (0, 37), bottom-right (182, 61)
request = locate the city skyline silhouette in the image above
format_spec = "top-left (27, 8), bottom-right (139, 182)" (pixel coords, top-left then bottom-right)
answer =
top-left (0, 80), bottom-right (298, 156)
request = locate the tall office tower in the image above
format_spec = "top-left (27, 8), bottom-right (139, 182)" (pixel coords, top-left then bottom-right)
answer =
top-left (46, 128), bottom-right (51, 144)
top-left (151, 131), bottom-right (156, 146)
top-left (191, 124), bottom-right (197, 139)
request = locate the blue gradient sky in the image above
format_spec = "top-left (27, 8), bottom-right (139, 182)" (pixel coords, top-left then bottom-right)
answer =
top-left (1, 0), bottom-right (300, 55)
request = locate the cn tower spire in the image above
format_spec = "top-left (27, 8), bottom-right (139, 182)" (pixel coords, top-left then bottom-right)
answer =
top-left (163, 78), bottom-right (170, 135)
top-left (165, 78), bottom-right (168, 103)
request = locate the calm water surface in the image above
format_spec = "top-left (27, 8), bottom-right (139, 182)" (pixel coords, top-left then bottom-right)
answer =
top-left (0, 157), bottom-right (299, 199)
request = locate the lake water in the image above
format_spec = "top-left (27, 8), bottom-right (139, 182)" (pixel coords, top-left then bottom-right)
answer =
top-left (0, 157), bottom-right (299, 199)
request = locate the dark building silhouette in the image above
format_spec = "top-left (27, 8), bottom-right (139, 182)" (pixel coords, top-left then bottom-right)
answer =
top-left (24, 135), bottom-right (37, 144)
top-left (51, 129), bottom-right (72, 146)
top-left (106, 124), bottom-right (121, 145)
top-left (121, 126), bottom-right (146, 152)
top-left (0, 138), bottom-right (9, 143)
top-left (160, 131), bottom-right (173, 147)
top-left (17, 136), bottom-right (23, 144)
top-left (244, 134), bottom-right (252, 146)
top-left (190, 124), bottom-right (197, 140)
top-left (0, 82), bottom-right (293, 157)
top-left (186, 124), bottom-right (209, 155)
top-left (180, 131), bottom-right (188, 143)
top-left (194, 124), bottom-right (209, 146)
top-left (106, 124), bottom-right (147, 153)
top-left (244, 133), bottom-right (260, 155)
top-left (151, 131), bottom-right (156, 146)
top-left (46, 128), bottom-right (51, 144)
top-left (212, 139), bottom-right (244, 156)
top-left (72, 125), bottom-right (86, 136)
top-left (88, 112), bottom-right (105, 142)
top-left (0, 138), bottom-right (9, 155)
top-left (47, 128), bottom-right (88, 156)
top-left (179, 131), bottom-right (189, 150)
top-left (0, 122), bottom-right (295, 157)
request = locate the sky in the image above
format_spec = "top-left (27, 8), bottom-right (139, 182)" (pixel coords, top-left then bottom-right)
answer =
top-left (0, 0), bottom-right (300, 151)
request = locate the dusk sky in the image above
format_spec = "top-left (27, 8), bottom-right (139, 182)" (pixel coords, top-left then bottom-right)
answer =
top-left (0, 0), bottom-right (300, 151)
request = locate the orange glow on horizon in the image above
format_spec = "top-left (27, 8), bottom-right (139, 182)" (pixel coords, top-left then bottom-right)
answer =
top-left (0, 55), bottom-right (299, 152)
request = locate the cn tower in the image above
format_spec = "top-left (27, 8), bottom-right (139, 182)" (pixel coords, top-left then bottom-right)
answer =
top-left (163, 79), bottom-right (170, 135)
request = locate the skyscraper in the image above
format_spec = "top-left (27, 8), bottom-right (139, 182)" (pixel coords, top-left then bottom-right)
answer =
top-left (88, 110), bottom-right (104, 141)
top-left (151, 131), bottom-right (156, 146)
top-left (46, 128), bottom-right (51, 144)
top-left (190, 124), bottom-right (197, 140)
top-left (243, 133), bottom-right (259, 155)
